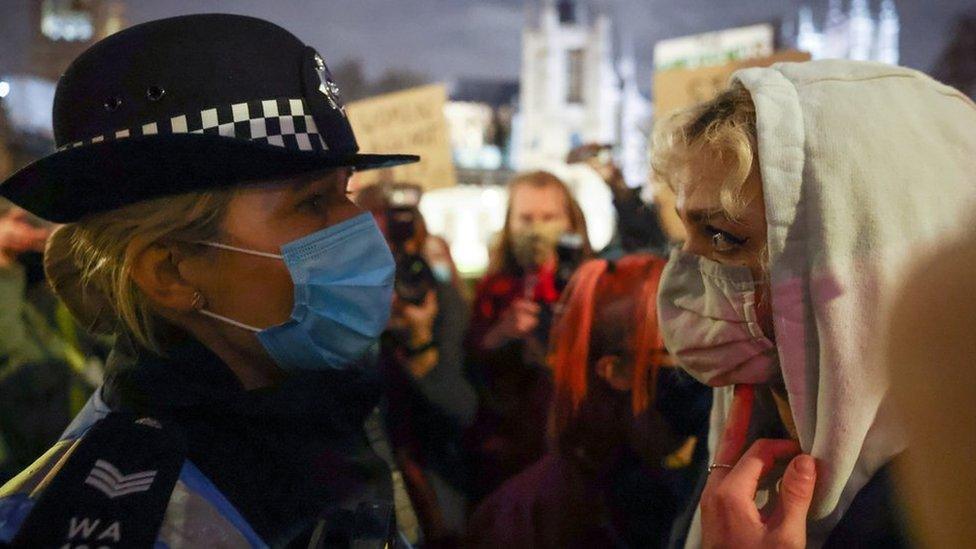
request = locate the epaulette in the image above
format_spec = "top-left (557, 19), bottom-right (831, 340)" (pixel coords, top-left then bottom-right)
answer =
top-left (10, 413), bottom-right (186, 548)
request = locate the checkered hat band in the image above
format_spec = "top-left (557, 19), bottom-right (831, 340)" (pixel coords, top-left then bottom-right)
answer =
top-left (58, 97), bottom-right (329, 153)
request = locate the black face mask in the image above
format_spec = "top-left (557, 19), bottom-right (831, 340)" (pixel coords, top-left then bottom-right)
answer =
top-left (20, 251), bottom-right (47, 287)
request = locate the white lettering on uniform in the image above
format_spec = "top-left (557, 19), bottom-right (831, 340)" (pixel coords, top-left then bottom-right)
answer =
top-left (65, 516), bottom-right (122, 545)
top-left (68, 517), bottom-right (100, 538)
top-left (97, 521), bottom-right (121, 542)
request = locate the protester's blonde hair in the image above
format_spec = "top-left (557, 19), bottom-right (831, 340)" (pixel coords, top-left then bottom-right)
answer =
top-left (651, 82), bottom-right (757, 220)
top-left (44, 191), bottom-right (233, 352)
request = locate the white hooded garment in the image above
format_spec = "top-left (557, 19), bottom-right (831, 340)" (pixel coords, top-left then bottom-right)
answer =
top-left (685, 60), bottom-right (976, 547)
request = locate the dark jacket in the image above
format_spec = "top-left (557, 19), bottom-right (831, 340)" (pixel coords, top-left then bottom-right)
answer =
top-left (469, 368), bottom-right (712, 548)
top-left (381, 280), bottom-right (477, 539)
top-left (603, 188), bottom-right (669, 258)
top-left (0, 332), bottom-right (395, 547)
top-left (465, 269), bottom-right (560, 500)
top-left (0, 261), bottom-right (105, 483)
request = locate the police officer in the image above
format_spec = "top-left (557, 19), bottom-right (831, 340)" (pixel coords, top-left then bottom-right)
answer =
top-left (0, 14), bottom-right (417, 547)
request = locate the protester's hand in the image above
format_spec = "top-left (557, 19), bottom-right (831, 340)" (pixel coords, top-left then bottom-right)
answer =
top-left (388, 291), bottom-right (440, 378)
top-left (567, 143), bottom-right (627, 194)
top-left (0, 207), bottom-right (52, 267)
top-left (593, 161), bottom-right (627, 195)
top-left (483, 298), bottom-right (540, 349)
top-left (700, 384), bottom-right (817, 549)
top-left (390, 291), bottom-right (438, 345)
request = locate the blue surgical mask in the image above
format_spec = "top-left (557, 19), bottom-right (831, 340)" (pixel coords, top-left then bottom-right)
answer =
top-left (196, 212), bottom-right (395, 372)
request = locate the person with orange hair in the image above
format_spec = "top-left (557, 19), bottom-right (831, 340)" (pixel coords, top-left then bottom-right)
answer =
top-left (467, 255), bottom-right (711, 548)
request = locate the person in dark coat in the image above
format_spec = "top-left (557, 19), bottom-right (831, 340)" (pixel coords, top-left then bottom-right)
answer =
top-left (356, 183), bottom-right (478, 543)
top-left (465, 171), bottom-right (594, 501)
top-left (0, 202), bottom-right (107, 483)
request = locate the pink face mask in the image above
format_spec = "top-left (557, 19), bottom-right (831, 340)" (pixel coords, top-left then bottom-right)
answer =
top-left (656, 248), bottom-right (778, 387)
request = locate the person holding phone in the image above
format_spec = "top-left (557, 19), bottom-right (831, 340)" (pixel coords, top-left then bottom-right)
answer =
top-left (355, 182), bottom-right (478, 543)
top-left (465, 170), bottom-right (593, 500)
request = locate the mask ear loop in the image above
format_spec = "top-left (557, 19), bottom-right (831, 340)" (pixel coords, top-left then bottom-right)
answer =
top-left (190, 288), bottom-right (264, 333)
top-left (197, 308), bottom-right (263, 333)
top-left (194, 241), bottom-right (283, 260)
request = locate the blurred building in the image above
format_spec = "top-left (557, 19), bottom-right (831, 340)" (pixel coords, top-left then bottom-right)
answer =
top-left (1, 0), bottom-right (125, 178)
top-left (617, 51), bottom-right (652, 187)
top-left (444, 78), bottom-right (519, 184)
top-left (796, 0), bottom-right (899, 64)
top-left (29, 0), bottom-right (126, 81)
top-left (514, 0), bottom-right (651, 187)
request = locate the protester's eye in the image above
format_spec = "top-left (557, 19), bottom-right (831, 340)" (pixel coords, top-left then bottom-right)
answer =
top-left (705, 225), bottom-right (748, 253)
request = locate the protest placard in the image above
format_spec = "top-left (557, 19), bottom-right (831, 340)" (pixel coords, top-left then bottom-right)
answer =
top-left (653, 50), bottom-right (812, 117)
top-left (346, 84), bottom-right (457, 191)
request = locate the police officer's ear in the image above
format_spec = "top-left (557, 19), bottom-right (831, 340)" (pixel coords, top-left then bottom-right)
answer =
top-left (127, 236), bottom-right (199, 314)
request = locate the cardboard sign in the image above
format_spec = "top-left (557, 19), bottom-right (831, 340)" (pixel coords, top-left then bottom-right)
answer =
top-left (653, 50), bottom-right (812, 117)
top-left (346, 84), bottom-right (457, 191)
top-left (653, 24), bottom-right (775, 71)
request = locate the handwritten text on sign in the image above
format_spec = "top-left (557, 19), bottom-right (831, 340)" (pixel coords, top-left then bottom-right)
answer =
top-left (346, 84), bottom-right (457, 191)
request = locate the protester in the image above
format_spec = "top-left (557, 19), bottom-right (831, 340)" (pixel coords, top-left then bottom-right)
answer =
top-left (0, 14), bottom-right (422, 546)
top-left (0, 202), bottom-right (107, 483)
top-left (652, 59), bottom-right (976, 547)
top-left (465, 170), bottom-right (593, 499)
top-left (567, 143), bottom-right (669, 256)
top-left (468, 254), bottom-right (711, 548)
top-left (356, 182), bottom-right (478, 543)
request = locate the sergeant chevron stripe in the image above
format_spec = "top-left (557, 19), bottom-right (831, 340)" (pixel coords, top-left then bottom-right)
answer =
top-left (84, 459), bottom-right (157, 499)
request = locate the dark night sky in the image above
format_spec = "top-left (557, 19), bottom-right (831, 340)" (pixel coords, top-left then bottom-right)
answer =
top-left (2, 0), bottom-right (974, 96)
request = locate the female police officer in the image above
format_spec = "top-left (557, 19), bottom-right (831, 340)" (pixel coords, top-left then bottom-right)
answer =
top-left (0, 14), bottom-right (418, 547)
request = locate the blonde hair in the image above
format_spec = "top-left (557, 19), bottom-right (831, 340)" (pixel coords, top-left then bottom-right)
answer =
top-left (44, 190), bottom-right (233, 352)
top-left (488, 171), bottom-right (592, 276)
top-left (651, 82), bottom-right (758, 220)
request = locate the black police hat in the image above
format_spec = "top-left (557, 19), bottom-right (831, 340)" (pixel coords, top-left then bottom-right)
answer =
top-left (0, 14), bottom-right (419, 222)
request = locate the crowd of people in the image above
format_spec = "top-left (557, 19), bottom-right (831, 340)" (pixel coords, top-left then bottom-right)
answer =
top-left (0, 13), bottom-right (974, 549)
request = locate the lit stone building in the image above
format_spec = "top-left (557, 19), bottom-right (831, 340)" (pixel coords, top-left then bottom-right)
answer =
top-left (515, 0), bottom-right (651, 186)
top-left (796, 0), bottom-right (900, 64)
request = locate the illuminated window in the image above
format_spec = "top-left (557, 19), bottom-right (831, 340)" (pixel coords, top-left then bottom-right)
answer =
top-left (41, 0), bottom-right (94, 42)
top-left (557, 0), bottom-right (578, 25)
